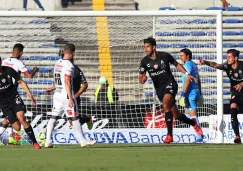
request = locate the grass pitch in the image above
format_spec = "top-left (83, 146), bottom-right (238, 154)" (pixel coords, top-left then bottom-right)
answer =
top-left (0, 144), bottom-right (242, 171)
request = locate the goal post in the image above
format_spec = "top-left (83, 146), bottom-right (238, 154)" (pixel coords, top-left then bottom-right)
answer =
top-left (0, 10), bottom-right (223, 144)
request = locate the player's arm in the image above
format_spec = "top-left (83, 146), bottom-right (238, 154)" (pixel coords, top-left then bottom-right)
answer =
top-left (45, 85), bottom-right (56, 95)
top-left (75, 69), bottom-right (88, 98)
top-left (75, 82), bottom-right (88, 99)
top-left (138, 60), bottom-right (147, 84)
top-left (199, 59), bottom-right (223, 69)
top-left (18, 79), bottom-right (36, 106)
top-left (19, 61), bottom-right (39, 78)
top-left (64, 64), bottom-right (75, 108)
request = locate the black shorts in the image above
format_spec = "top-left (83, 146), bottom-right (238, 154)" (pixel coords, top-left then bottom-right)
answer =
top-left (230, 93), bottom-right (243, 107)
top-left (1, 95), bottom-right (26, 124)
top-left (156, 81), bottom-right (178, 104)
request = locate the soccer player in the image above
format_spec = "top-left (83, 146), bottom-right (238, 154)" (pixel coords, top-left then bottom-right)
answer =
top-left (0, 43), bottom-right (39, 145)
top-left (0, 57), bottom-right (41, 149)
top-left (199, 49), bottom-right (242, 144)
top-left (139, 37), bottom-right (203, 143)
top-left (44, 44), bottom-right (96, 148)
top-left (46, 61), bottom-right (93, 130)
top-left (179, 48), bottom-right (203, 142)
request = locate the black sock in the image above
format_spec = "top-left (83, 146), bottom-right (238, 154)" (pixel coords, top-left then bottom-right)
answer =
top-left (178, 113), bottom-right (195, 126)
top-left (79, 116), bottom-right (91, 125)
top-left (165, 111), bottom-right (173, 136)
top-left (231, 108), bottom-right (240, 136)
top-left (24, 126), bottom-right (37, 144)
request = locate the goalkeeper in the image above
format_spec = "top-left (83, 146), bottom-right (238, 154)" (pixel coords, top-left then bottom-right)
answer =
top-left (179, 48), bottom-right (203, 142)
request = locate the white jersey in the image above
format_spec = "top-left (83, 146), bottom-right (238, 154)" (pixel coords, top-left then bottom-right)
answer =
top-left (54, 59), bottom-right (74, 95)
top-left (2, 57), bottom-right (28, 74)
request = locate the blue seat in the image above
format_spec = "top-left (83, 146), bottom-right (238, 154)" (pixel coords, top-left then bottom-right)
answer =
top-left (223, 90), bottom-right (231, 95)
top-left (199, 67), bottom-right (216, 72)
top-left (206, 31), bottom-right (216, 36)
top-left (159, 7), bottom-right (175, 10)
top-left (24, 79), bottom-right (38, 84)
top-left (38, 68), bottom-right (49, 73)
top-left (49, 68), bottom-right (54, 73)
top-left (193, 55), bottom-right (203, 59)
top-left (147, 79), bottom-right (153, 84)
top-left (171, 44), bottom-right (187, 48)
top-left (239, 31), bottom-right (243, 35)
top-left (30, 20), bottom-right (48, 24)
top-left (223, 43), bottom-right (236, 48)
top-left (208, 55), bottom-right (217, 59)
top-left (224, 100), bottom-right (230, 104)
top-left (172, 32), bottom-right (188, 36)
top-left (21, 56), bottom-right (29, 60)
top-left (190, 31), bottom-right (205, 36)
top-left (223, 31), bottom-right (238, 35)
top-left (187, 43), bottom-right (204, 48)
top-left (144, 92), bottom-right (154, 97)
top-left (160, 20), bottom-right (173, 24)
top-left (38, 80), bottom-right (53, 84)
top-left (18, 90), bottom-right (26, 95)
top-left (175, 78), bottom-right (182, 83)
top-left (224, 19), bottom-right (241, 23)
top-left (237, 43), bottom-right (243, 47)
top-left (225, 7), bottom-right (242, 11)
top-left (170, 67), bottom-right (179, 72)
top-left (156, 32), bottom-right (172, 36)
top-left (27, 68), bottom-right (33, 72)
top-left (30, 56), bottom-right (45, 60)
top-left (207, 7), bottom-right (224, 10)
top-left (202, 90), bottom-right (217, 95)
top-left (223, 55), bottom-right (227, 59)
top-left (200, 78), bottom-right (215, 83)
top-left (191, 19), bottom-right (208, 24)
top-left (30, 90), bottom-right (43, 95)
top-left (223, 78), bottom-right (230, 83)
top-left (239, 55), bottom-right (243, 59)
top-left (209, 19), bottom-right (216, 24)
top-left (39, 44), bottom-right (57, 48)
top-left (45, 56), bottom-right (61, 60)
top-left (205, 43), bottom-right (216, 48)
top-left (157, 44), bottom-right (170, 48)
top-left (175, 19), bottom-right (191, 24)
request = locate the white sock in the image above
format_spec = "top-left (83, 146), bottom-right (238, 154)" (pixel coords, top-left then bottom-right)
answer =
top-left (0, 126), bottom-right (7, 136)
top-left (45, 118), bottom-right (56, 145)
top-left (72, 119), bottom-right (86, 143)
top-left (7, 127), bottom-right (13, 137)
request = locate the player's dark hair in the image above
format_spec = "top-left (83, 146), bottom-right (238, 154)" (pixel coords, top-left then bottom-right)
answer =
top-left (227, 49), bottom-right (240, 57)
top-left (64, 44), bottom-right (75, 54)
top-left (13, 43), bottom-right (24, 52)
top-left (180, 48), bottom-right (192, 60)
top-left (144, 37), bottom-right (156, 46)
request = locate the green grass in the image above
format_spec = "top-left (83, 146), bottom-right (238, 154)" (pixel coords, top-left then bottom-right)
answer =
top-left (0, 144), bottom-right (242, 171)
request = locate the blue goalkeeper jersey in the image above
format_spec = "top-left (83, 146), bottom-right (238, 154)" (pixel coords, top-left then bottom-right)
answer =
top-left (181, 60), bottom-right (200, 96)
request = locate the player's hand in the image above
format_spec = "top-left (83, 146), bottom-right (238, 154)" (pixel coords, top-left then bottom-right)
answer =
top-left (234, 83), bottom-right (243, 92)
top-left (68, 98), bottom-right (75, 108)
top-left (139, 74), bottom-right (147, 84)
top-left (45, 87), bottom-right (55, 95)
top-left (199, 59), bottom-right (206, 65)
top-left (30, 96), bottom-right (36, 106)
top-left (187, 74), bottom-right (198, 83)
top-left (33, 67), bottom-right (39, 72)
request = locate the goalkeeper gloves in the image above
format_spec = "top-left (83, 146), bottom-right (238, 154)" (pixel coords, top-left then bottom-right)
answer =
top-left (179, 92), bottom-right (186, 107)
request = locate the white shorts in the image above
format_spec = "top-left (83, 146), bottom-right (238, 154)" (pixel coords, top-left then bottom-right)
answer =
top-left (51, 92), bottom-right (79, 118)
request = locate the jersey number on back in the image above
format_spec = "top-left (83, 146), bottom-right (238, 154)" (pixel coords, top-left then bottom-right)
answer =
top-left (54, 73), bottom-right (62, 86)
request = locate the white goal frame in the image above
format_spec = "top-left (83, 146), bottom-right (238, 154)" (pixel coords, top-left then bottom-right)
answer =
top-left (0, 10), bottom-right (223, 143)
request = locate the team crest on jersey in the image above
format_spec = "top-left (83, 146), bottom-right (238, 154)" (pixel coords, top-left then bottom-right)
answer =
top-left (234, 73), bottom-right (238, 78)
top-left (154, 64), bottom-right (158, 69)
top-left (1, 78), bottom-right (6, 83)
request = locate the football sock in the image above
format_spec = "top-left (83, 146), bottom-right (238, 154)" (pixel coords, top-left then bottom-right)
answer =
top-left (46, 118), bottom-right (56, 144)
top-left (165, 111), bottom-right (173, 136)
top-left (231, 108), bottom-right (240, 137)
top-left (178, 113), bottom-right (195, 126)
top-left (7, 126), bottom-right (13, 137)
top-left (0, 124), bottom-right (7, 135)
top-left (24, 126), bottom-right (37, 144)
top-left (73, 119), bottom-right (86, 143)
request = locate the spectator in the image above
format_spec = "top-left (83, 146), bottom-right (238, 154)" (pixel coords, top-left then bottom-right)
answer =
top-left (23, 0), bottom-right (44, 10)
top-left (95, 76), bottom-right (119, 104)
top-left (221, 0), bottom-right (231, 8)
top-left (134, 0), bottom-right (139, 10)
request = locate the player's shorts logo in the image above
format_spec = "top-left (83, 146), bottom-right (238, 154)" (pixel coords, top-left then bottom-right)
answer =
top-left (1, 78), bottom-right (6, 83)
top-left (232, 95), bottom-right (235, 99)
top-left (154, 64), bottom-right (158, 69)
top-left (234, 73), bottom-right (238, 78)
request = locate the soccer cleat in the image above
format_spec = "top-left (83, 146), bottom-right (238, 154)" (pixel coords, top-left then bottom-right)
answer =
top-left (234, 136), bottom-right (241, 144)
top-left (44, 143), bottom-right (54, 148)
top-left (33, 143), bottom-right (41, 149)
top-left (192, 118), bottom-right (203, 135)
top-left (8, 137), bottom-right (18, 145)
top-left (80, 140), bottom-right (97, 147)
top-left (0, 141), bottom-right (4, 146)
top-left (163, 135), bottom-right (173, 144)
top-left (87, 118), bottom-right (93, 130)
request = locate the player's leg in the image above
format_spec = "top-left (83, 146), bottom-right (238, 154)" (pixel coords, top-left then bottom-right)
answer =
top-left (77, 97), bottom-right (93, 130)
top-left (230, 94), bottom-right (241, 144)
top-left (64, 98), bottom-right (96, 147)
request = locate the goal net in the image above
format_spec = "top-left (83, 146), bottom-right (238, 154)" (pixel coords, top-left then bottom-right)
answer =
top-left (0, 11), bottom-right (223, 145)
